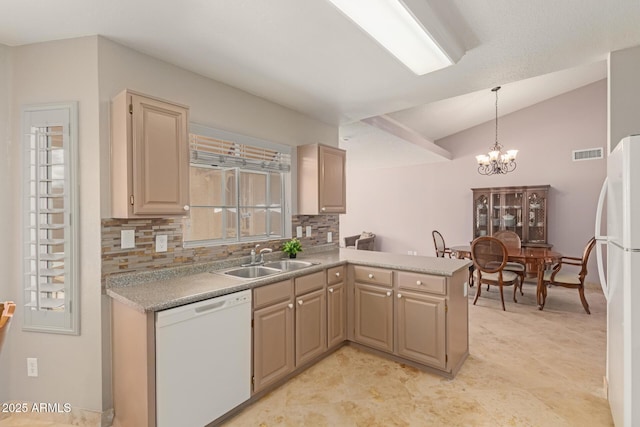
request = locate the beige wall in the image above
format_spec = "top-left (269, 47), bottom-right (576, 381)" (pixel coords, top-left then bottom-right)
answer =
top-left (7, 37), bottom-right (106, 412)
top-left (0, 43), bottom-right (12, 404)
top-left (341, 80), bottom-right (607, 282)
top-left (609, 45), bottom-right (640, 152)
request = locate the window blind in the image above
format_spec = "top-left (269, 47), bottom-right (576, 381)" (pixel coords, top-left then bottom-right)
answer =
top-left (22, 103), bottom-right (79, 334)
top-left (190, 133), bottom-right (291, 172)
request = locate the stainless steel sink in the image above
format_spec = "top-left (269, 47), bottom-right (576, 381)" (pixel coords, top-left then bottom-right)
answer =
top-left (223, 266), bottom-right (282, 279)
top-left (263, 260), bottom-right (315, 271)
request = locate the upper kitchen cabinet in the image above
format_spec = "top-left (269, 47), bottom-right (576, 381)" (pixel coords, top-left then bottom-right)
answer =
top-left (472, 185), bottom-right (551, 247)
top-left (297, 144), bottom-right (346, 214)
top-left (111, 89), bottom-right (190, 218)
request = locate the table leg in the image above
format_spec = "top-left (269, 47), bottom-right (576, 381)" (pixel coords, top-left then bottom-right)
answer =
top-left (536, 260), bottom-right (546, 310)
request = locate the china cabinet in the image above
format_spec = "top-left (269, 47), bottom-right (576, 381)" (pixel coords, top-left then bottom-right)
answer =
top-left (471, 185), bottom-right (551, 248)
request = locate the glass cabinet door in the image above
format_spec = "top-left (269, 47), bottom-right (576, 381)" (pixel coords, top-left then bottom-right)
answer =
top-left (474, 193), bottom-right (489, 238)
top-left (502, 191), bottom-right (524, 238)
top-left (526, 191), bottom-right (547, 243)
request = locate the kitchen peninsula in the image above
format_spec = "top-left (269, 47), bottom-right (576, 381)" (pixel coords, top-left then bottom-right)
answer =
top-left (108, 248), bottom-right (470, 427)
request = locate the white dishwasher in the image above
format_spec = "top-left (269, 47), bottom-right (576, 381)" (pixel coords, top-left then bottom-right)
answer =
top-left (155, 290), bottom-right (251, 427)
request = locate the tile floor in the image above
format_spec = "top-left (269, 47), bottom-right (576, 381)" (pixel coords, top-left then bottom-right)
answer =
top-left (0, 281), bottom-right (613, 427)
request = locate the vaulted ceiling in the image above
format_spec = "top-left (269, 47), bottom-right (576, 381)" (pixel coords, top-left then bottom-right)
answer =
top-left (2, 0), bottom-right (639, 155)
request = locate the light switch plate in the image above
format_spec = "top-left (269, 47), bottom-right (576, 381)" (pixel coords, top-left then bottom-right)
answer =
top-left (296, 226), bottom-right (303, 238)
top-left (327, 232), bottom-right (333, 243)
top-left (27, 358), bottom-right (38, 377)
top-left (306, 226), bottom-right (312, 237)
top-left (156, 235), bottom-right (168, 253)
top-left (121, 230), bottom-right (135, 249)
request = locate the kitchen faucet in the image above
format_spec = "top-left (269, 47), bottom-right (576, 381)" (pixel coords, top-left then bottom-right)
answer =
top-left (259, 247), bottom-right (273, 264)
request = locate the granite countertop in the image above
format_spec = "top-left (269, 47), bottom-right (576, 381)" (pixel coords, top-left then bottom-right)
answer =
top-left (106, 248), bottom-right (470, 313)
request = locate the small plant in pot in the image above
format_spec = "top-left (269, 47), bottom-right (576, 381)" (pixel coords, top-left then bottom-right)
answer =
top-left (282, 238), bottom-right (302, 259)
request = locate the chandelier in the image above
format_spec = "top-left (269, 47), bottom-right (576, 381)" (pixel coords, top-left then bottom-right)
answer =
top-left (476, 86), bottom-right (518, 175)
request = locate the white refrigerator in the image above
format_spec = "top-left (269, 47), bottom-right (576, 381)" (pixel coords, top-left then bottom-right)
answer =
top-left (595, 134), bottom-right (640, 426)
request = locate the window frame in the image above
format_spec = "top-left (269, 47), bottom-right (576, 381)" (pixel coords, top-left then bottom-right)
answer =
top-left (184, 124), bottom-right (291, 248)
top-left (21, 102), bottom-right (80, 335)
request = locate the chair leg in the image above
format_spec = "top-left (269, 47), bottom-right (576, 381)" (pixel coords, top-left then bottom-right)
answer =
top-left (519, 272), bottom-right (525, 295)
top-left (473, 281), bottom-right (482, 306)
top-left (499, 283), bottom-right (506, 311)
top-left (578, 286), bottom-right (591, 315)
top-left (513, 283), bottom-right (518, 303)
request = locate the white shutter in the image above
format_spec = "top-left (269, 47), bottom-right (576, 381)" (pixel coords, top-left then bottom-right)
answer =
top-left (22, 103), bottom-right (79, 334)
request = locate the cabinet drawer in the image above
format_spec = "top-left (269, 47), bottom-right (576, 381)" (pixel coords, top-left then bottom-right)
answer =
top-left (397, 271), bottom-right (446, 295)
top-left (353, 266), bottom-right (393, 287)
top-left (327, 266), bottom-right (345, 286)
top-left (294, 271), bottom-right (325, 296)
top-left (253, 280), bottom-right (293, 309)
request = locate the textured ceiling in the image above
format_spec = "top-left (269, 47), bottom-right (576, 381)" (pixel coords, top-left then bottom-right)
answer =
top-left (1, 0), bottom-right (639, 151)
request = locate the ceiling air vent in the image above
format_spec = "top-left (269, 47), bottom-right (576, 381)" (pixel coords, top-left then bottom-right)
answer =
top-left (572, 147), bottom-right (603, 162)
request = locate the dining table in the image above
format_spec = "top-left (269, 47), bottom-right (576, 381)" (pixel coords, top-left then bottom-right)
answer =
top-left (450, 244), bottom-right (562, 309)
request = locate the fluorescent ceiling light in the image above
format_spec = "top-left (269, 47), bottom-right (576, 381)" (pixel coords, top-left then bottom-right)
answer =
top-left (326, 0), bottom-right (455, 75)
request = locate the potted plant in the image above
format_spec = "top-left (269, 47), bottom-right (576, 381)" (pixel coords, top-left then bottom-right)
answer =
top-left (282, 238), bottom-right (302, 258)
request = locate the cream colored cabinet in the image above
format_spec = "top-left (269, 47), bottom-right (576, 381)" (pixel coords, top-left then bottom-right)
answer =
top-left (353, 266), bottom-right (394, 353)
top-left (295, 288), bottom-right (326, 366)
top-left (327, 266), bottom-right (346, 348)
top-left (294, 271), bottom-right (326, 366)
top-left (252, 280), bottom-right (294, 393)
top-left (396, 289), bottom-right (446, 369)
top-left (297, 144), bottom-right (346, 214)
top-left (111, 89), bottom-right (190, 218)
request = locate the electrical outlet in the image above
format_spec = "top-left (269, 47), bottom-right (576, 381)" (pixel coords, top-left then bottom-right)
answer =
top-left (27, 358), bottom-right (38, 377)
top-left (327, 232), bottom-right (333, 243)
top-left (306, 226), bottom-right (312, 237)
top-left (121, 230), bottom-right (135, 249)
top-left (296, 226), bottom-right (303, 238)
top-left (156, 235), bottom-right (168, 253)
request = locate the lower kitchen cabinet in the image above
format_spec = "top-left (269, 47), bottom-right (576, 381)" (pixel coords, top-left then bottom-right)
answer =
top-left (295, 288), bottom-right (327, 366)
top-left (353, 282), bottom-right (394, 353)
top-left (327, 265), bottom-right (346, 349)
top-left (327, 281), bottom-right (346, 348)
top-left (396, 290), bottom-right (446, 369)
top-left (253, 281), bottom-right (295, 393)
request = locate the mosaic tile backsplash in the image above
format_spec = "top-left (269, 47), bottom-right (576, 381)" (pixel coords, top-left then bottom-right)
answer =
top-left (101, 215), bottom-right (339, 286)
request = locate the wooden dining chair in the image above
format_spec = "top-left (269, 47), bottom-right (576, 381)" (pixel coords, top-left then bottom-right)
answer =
top-left (471, 237), bottom-right (520, 311)
top-left (493, 230), bottom-right (526, 295)
top-left (541, 237), bottom-right (596, 314)
top-left (432, 230), bottom-right (452, 258)
top-left (0, 301), bottom-right (16, 354)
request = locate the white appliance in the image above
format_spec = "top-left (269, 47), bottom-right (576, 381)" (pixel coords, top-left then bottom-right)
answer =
top-left (155, 290), bottom-right (251, 427)
top-left (595, 135), bottom-right (640, 426)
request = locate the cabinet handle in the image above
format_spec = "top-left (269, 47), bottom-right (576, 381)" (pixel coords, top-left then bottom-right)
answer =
top-left (335, 272), bottom-right (340, 277)
top-left (183, 205), bottom-right (190, 211)
top-left (416, 280), bottom-right (423, 286)
top-left (288, 303), bottom-right (293, 309)
top-left (298, 300), bottom-right (303, 306)
top-left (386, 291), bottom-right (392, 297)
top-left (397, 293), bottom-right (402, 299)
top-left (329, 288), bottom-right (334, 293)
top-left (368, 273), bottom-right (374, 279)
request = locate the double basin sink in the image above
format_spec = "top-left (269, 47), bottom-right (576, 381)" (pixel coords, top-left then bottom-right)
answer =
top-left (220, 260), bottom-right (316, 279)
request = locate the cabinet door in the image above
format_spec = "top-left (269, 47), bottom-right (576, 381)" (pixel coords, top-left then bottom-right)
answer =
top-left (131, 93), bottom-right (189, 215)
top-left (327, 281), bottom-right (346, 348)
top-left (318, 145), bottom-right (346, 214)
top-left (524, 189), bottom-right (548, 244)
top-left (295, 289), bottom-right (327, 366)
top-left (354, 282), bottom-right (393, 353)
top-left (253, 300), bottom-right (294, 393)
top-left (473, 191), bottom-right (489, 238)
top-left (396, 291), bottom-right (446, 369)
